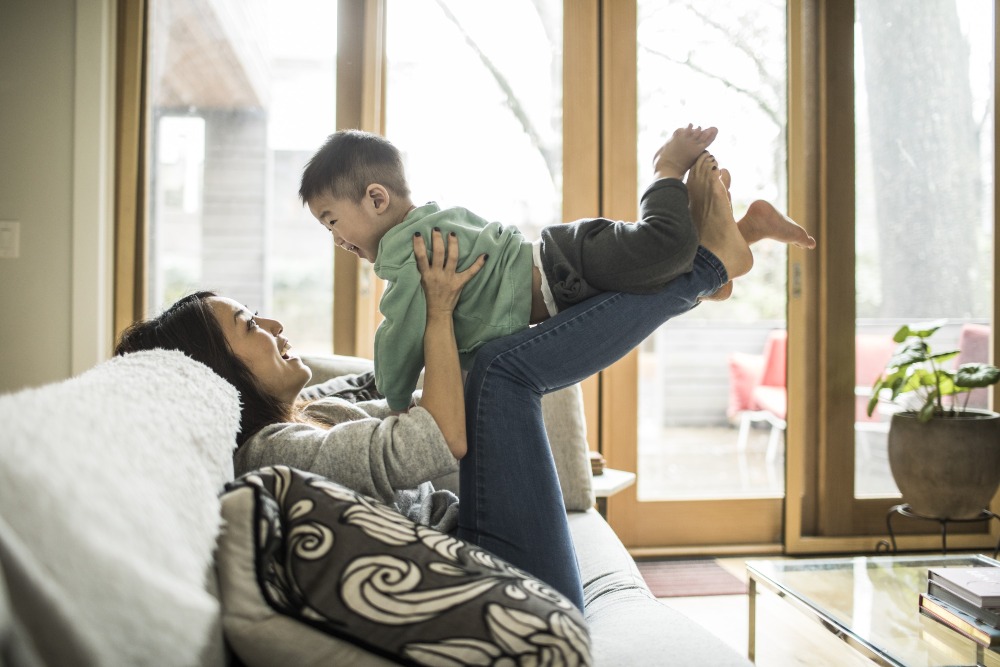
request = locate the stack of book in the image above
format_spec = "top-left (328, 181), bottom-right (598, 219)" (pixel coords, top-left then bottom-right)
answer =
top-left (919, 565), bottom-right (1000, 648)
top-left (588, 450), bottom-right (606, 476)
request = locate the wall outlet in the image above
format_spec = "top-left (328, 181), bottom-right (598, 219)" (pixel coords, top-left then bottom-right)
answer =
top-left (0, 221), bottom-right (20, 259)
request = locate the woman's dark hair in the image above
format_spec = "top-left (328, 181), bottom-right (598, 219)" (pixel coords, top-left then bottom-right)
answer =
top-left (114, 291), bottom-right (293, 445)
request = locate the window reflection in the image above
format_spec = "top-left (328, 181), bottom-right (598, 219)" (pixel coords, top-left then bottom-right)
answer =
top-left (148, 0), bottom-right (336, 352)
top-left (854, 0), bottom-right (994, 497)
top-left (636, 0), bottom-right (789, 500)
top-left (385, 0), bottom-right (563, 242)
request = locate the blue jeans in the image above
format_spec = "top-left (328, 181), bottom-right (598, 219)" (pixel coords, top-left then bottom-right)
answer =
top-left (456, 247), bottom-right (727, 610)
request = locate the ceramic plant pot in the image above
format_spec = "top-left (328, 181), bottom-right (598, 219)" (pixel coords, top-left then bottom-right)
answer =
top-left (887, 410), bottom-right (1000, 519)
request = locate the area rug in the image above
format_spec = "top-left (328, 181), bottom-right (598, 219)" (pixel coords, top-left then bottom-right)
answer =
top-left (636, 558), bottom-right (748, 598)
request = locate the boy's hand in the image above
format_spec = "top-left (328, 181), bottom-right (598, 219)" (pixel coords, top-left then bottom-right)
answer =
top-left (414, 229), bottom-right (486, 315)
top-left (653, 124), bottom-right (718, 181)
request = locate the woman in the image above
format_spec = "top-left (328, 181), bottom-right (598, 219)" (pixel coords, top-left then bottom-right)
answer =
top-left (117, 229), bottom-right (728, 611)
top-left (116, 230), bottom-right (482, 532)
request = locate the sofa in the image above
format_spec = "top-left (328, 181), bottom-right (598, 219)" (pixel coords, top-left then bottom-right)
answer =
top-left (0, 350), bottom-right (752, 666)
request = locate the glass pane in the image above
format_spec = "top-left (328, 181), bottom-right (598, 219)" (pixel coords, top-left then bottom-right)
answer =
top-left (385, 0), bottom-right (563, 241)
top-left (636, 0), bottom-right (789, 500)
top-left (854, 0), bottom-right (994, 498)
top-left (148, 0), bottom-right (336, 353)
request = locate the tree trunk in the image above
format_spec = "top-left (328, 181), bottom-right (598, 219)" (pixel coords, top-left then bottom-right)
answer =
top-left (858, 0), bottom-right (981, 319)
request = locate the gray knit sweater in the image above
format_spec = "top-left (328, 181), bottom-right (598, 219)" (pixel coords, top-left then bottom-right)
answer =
top-left (233, 377), bottom-right (461, 532)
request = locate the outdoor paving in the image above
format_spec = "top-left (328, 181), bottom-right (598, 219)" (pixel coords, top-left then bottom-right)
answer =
top-left (636, 423), bottom-right (898, 501)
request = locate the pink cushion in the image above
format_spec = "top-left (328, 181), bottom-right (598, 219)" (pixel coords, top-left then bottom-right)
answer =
top-left (729, 330), bottom-right (901, 424)
top-left (957, 323), bottom-right (991, 410)
top-left (726, 330), bottom-right (786, 419)
top-left (759, 331), bottom-right (787, 388)
top-left (727, 352), bottom-right (765, 418)
top-left (855, 334), bottom-right (896, 387)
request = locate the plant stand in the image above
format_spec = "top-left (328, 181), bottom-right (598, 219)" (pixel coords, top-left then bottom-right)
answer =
top-left (876, 503), bottom-right (1000, 558)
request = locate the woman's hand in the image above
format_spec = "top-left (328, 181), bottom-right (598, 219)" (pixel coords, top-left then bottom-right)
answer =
top-left (413, 229), bottom-right (486, 316)
top-left (413, 229), bottom-right (485, 460)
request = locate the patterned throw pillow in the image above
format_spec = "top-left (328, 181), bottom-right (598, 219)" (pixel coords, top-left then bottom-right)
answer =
top-left (216, 466), bottom-right (592, 666)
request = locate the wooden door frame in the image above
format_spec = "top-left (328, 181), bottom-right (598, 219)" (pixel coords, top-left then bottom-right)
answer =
top-left (785, 0), bottom-right (1000, 554)
top-left (333, 0), bottom-right (387, 358)
top-left (599, 0), bottom-right (783, 554)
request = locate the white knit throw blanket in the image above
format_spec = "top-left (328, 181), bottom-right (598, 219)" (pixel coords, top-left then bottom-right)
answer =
top-left (0, 350), bottom-right (239, 666)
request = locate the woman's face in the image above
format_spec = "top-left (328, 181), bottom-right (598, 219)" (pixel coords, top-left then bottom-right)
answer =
top-left (207, 297), bottom-right (312, 404)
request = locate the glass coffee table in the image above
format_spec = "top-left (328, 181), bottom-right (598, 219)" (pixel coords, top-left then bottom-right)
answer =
top-left (747, 554), bottom-right (1000, 666)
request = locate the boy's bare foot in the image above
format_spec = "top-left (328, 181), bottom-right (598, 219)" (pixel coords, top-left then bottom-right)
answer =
top-left (688, 152), bottom-right (753, 280)
top-left (652, 124), bottom-right (719, 181)
top-left (738, 200), bottom-right (817, 249)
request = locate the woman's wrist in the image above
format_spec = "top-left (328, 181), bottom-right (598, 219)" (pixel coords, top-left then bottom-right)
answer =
top-left (425, 309), bottom-right (456, 325)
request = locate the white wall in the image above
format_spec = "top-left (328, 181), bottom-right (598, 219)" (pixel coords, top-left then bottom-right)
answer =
top-left (0, 0), bottom-right (113, 394)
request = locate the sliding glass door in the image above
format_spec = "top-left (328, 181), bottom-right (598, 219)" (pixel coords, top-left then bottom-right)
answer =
top-left (815, 0), bottom-right (996, 541)
top-left (602, 0), bottom-right (789, 551)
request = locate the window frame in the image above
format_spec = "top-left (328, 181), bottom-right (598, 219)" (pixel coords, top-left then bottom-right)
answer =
top-left (113, 0), bottom-right (1000, 553)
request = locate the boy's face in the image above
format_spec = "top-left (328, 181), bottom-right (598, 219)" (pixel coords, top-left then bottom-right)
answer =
top-left (308, 187), bottom-right (391, 263)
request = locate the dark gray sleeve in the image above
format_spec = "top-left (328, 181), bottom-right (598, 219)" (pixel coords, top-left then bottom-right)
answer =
top-left (539, 178), bottom-right (697, 310)
top-left (298, 371), bottom-right (381, 403)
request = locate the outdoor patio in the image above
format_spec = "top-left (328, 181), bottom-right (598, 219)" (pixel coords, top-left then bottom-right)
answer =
top-left (636, 421), bottom-right (899, 501)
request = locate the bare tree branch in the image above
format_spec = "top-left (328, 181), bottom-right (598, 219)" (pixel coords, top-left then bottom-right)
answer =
top-left (433, 0), bottom-right (558, 186)
top-left (639, 44), bottom-right (782, 129)
top-left (683, 2), bottom-right (783, 94)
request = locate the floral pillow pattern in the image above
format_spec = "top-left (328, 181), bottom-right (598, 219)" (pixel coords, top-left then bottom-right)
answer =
top-left (222, 466), bottom-right (591, 666)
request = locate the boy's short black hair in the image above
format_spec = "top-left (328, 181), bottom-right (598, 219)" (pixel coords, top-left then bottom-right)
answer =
top-left (299, 129), bottom-right (410, 204)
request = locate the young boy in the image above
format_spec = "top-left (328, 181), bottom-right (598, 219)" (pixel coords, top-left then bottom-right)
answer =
top-left (300, 126), bottom-right (815, 411)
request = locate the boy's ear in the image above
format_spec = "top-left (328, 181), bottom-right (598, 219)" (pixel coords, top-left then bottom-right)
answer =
top-left (366, 184), bottom-right (390, 213)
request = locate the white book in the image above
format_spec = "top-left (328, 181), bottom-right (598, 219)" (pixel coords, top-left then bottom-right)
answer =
top-left (928, 566), bottom-right (1000, 609)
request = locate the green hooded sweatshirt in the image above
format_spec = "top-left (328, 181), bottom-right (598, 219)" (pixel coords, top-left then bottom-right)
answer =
top-left (373, 203), bottom-right (533, 411)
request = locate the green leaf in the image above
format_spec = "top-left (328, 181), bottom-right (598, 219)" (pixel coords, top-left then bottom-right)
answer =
top-left (886, 341), bottom-right (930, 369)
top-left (894, 319), bottom-right (947, 343)
top-left (878, 321), bottom-right (991, 418)
top-left (868, 378), bottom-right (888, 417)
top-left (918, 400), bottom-right (937, 422)
top-left (873, 366), bottom-right (905, 390)
top-left (866, 383), bottom-right (882, 417)
top-left (955, 363), bottom-right (1000, 388)
top-left (900, 368), bottom-right (943, 392)
top-left (887, 375), bottom-right (908, 401)
top-left (932, 373), bottom-right (960, 397)
top-left (928, 350), bottom-right (959, 364)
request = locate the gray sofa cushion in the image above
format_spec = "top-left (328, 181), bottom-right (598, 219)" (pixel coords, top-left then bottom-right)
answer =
top-left (217, 466), bottom-right (592, 666)
top-left (568, 511), bottom-right (753, 666)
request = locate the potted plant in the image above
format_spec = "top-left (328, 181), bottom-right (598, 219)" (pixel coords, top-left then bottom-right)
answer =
top-left (867, 320), bottom-right (1000, 519)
